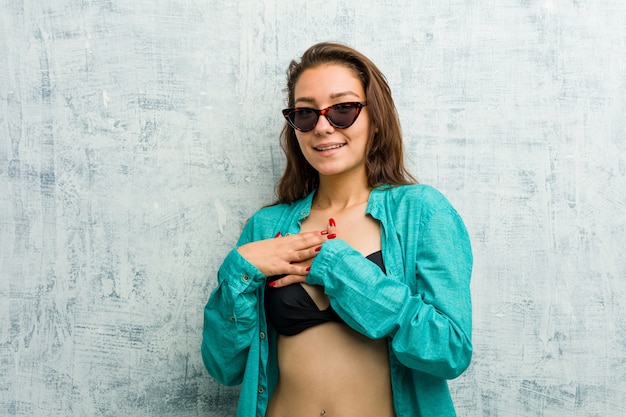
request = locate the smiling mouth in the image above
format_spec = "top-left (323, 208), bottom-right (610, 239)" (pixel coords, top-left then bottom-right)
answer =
top-left (314, 144), bottom-right (346, 151)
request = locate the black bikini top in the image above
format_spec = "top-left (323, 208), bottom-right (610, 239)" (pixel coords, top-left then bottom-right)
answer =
top-left (264, 251), bottom-right (386, 336)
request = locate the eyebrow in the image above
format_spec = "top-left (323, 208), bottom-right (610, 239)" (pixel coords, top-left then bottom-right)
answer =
top-left (295, 90), bottom-right (361, 105)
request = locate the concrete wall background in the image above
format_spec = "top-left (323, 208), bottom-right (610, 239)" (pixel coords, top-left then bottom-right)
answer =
top-left (1, 1), bottom-right (625, 416)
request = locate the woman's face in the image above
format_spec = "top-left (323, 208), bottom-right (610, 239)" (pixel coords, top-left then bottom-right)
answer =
top-left (292, 64), bottom-right (371, 180)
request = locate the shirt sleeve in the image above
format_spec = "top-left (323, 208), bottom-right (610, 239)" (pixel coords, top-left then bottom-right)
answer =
top-left (307, 201), bottom-right (473, 380)
top-left (201, 220), bottom-right (266, 386)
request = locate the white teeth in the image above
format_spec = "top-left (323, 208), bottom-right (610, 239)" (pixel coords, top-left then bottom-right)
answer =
top-left (315, 144), bottom-right (345, 151)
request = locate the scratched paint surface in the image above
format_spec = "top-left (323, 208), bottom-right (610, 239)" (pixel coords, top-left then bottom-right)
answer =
top-left (0, 1), bottom-right (625, 416)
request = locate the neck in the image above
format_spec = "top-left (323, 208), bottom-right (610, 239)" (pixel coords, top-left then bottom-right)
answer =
top-left (314, 171), bottom-right (371, 210)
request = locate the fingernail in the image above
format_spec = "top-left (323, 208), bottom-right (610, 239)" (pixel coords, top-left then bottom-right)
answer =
top-left (268, 281), bottom-right (276, 287)
top-left (275, 232), bottom-right (281, 237)
top-left (320, 230), bottom-right (329, 235)
top-left (315, 246), bottom-right (321, 252)
top-left (306, 266), bottom-right (311, 272)
top-left (327, 234), bottom-right (336, 239)
top-left (329, 218), bottom-right (336, 228)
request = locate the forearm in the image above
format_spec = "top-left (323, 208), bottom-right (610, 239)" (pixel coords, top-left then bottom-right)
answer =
top-left (308, 239), bottom-right (472, 379)
top-left (201, 248), bottom-right (265, 385)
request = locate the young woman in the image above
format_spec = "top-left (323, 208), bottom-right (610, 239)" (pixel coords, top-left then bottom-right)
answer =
top-left (201, 42), bottom-right (473, 417)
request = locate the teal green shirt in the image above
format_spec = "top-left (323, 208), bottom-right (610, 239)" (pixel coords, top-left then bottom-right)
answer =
top-left (202, 184), bottom-right (473, 417)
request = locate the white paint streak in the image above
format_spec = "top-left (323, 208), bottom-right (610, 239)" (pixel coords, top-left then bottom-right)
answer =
top-left (214, 198), bottom-right (228, 236)
top-left (102, 90), bottom-right (110, 110)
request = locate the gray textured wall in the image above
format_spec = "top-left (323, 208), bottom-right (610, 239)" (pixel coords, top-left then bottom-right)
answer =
top-left (1, 1), bottom-right (625, 416)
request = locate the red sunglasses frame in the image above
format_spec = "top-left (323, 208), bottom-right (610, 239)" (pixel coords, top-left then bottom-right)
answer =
top-left (282, 101), bottom-right (367, 132)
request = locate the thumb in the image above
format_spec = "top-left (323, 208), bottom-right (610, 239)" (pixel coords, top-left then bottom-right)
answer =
top-left (328, 217), bottom-right (337, 236)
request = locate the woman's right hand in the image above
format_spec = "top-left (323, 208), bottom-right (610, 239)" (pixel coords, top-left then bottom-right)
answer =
top-left (237, 230), bottom-right (334, 279)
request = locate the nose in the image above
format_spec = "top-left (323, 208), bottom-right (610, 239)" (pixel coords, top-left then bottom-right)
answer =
top-left (313, 113), bottom-right (334, 135)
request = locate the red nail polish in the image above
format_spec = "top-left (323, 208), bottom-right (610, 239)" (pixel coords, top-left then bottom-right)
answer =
top-left (268, 281), bottom-right (276, 287)
top-left (327, 234), bottom-right (336, 239)
top-left (306, 266), bottom-right (311, 272)
top-left (329, 218), bottom-right (336, 228)
top-left (315, 246), bottom-right (321, 252)
top-left (275, 232), bottom-right (281, 237)
top-left (320, 230), bottom-right (329, 235)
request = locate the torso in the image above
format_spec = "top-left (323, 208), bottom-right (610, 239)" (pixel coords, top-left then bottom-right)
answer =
top-left (265, 201), bottom-right (395, 417)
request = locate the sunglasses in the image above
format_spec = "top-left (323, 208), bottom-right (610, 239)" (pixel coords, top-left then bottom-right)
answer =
top-left (282, 101), bottom-right (367, 132)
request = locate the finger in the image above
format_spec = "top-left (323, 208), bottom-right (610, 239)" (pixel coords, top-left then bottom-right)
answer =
top-left (291, 247), bottom-right (318, 263)
top-left (292, 233), bottom-right (341, 262)
top-left (282, 230), bottom-right (331, 250)
top-left (269, 272), bottom-right (308, 288)
top-left (268, 263), bottom-right (309, 287)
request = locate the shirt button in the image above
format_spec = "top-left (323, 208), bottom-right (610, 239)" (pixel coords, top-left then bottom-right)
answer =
top-left (301, 211), bottom-right (308, 216)
top-left (258, 386), bottom-right (265, 394)
top-left (230, 316), bottom-right (236, 322)
top-left (260, 332), bottom-right (266, 339)
top-left (242, 274), bottom-right (249, 282)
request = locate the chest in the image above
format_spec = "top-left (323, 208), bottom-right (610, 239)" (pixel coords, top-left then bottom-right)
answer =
top-left (300, 205), bottom-right (381, 257)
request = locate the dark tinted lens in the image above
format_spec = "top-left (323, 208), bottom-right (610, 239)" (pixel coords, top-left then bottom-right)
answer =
top-left (327, 103), bottom-right (359, 127)
top-left (291, 109), bottom-right (318, 131)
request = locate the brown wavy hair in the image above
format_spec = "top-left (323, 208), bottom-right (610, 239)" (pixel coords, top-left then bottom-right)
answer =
top-left (275, 42), bottom-right (417, 204)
